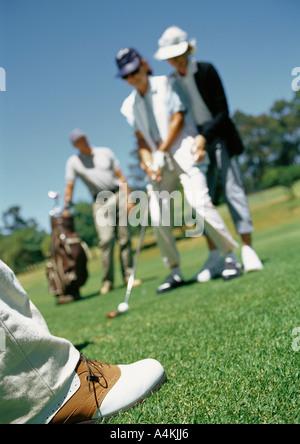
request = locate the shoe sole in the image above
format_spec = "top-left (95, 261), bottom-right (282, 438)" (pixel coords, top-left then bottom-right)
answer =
top-left (157, 282), bottom-right (185, 294)
top-left (244, 266), bottom-right (264, 273)
top-left (222, 270), bottom-right (243, 281)
top-left (78, 371), bottom-right (167, 424)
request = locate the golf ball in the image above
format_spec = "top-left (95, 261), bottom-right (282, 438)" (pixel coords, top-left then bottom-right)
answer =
top-left (118, 302), bottom-right (129, 313)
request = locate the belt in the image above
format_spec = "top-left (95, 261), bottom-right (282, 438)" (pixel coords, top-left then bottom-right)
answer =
top-left (93, 188), bottom-right (119, 202)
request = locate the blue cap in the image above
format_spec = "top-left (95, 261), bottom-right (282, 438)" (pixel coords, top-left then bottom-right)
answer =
top-left (115, 47), bottom-right (142, 78)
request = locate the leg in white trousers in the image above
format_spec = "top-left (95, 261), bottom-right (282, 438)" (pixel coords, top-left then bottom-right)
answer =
top-left (180, 167), bottom-right (238, 253)
top-left (0, 260), bottom-right (80, 424)
top-left (148, 161), bottom-right (238, 270)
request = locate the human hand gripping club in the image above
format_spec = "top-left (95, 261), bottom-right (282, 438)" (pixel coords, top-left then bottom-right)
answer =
top-left (191, 134), bottom-right (207, 164)
top-left (140, 150), bottom-right (165, 183)
top-left (151, 150), bottom-right (166, 182)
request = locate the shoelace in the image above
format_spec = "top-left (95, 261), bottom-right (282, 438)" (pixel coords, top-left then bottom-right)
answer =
top-left (80, 353), bottom-right (109, 392)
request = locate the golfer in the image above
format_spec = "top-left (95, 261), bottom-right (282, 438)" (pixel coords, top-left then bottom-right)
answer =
top-left (116, 47), bottom-right (241, 293)
top-left (154, 27), bottom-right (263, 282)
top-left (0, 259), bottom-right (166, 424)
top-left (63, 129), bottom-right (141, 295)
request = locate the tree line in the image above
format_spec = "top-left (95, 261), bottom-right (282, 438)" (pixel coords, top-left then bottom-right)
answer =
top-left (1, 92), bottom-right (299, 272)
top-left (234, 91), bottom-right (300, 194)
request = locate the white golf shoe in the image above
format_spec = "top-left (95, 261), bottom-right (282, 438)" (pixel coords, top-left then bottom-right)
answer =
top-left (242, 245), bottom-right (263, 272)
top-left (49, 354), bottom-right (166, 424)
top-left (97, 359), bottom-right (166, 419)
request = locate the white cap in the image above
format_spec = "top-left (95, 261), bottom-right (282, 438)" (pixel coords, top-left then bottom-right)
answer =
top-left (69, 128), bottom-right (86, 143)
top-left (154, 26), bottom-right (196, 61)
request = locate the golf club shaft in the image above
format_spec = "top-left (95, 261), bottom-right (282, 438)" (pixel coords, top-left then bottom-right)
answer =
top-left (124, 206), bottom-right (148, 304)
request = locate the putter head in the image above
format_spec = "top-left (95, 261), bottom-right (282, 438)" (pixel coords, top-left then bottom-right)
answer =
top-left (106, 310), bottom-right (121, 319)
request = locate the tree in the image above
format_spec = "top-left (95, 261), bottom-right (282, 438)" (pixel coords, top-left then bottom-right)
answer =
top-left (260, 165), bottom-right (300, 198)
top-left (2, 206), bottom-right (28, 233)
top-left (269, 93), bottom-right (300, 166)
top-left (233, 91), bottom-right (300, 192)
top-left (0, 206), bottom-right (48, 272)
top-left (0, 226), bottom-right (48, 272)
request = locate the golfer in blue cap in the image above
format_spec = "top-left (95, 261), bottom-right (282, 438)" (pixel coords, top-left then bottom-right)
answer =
top-left (116, 47), bottom-right (242, 293)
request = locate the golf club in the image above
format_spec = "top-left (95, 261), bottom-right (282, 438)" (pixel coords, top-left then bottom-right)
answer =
top-left (48, 191), bottom-right (62, 217)
top-left (106, 197), bottom-right (149, 318)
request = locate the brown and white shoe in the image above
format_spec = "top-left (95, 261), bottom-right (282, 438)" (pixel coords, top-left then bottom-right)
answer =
top-left (125, 278), bottom-right (142, 288)
top-left (56, 292), bottom-right (81, 305)
top-left (99, 281), bottom-right (113, 296)
top-left (49, 354), bottom-right (166, 424)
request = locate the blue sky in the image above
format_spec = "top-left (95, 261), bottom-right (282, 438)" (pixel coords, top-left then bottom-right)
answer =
top-left (0, 0), bottom-right (298, 232)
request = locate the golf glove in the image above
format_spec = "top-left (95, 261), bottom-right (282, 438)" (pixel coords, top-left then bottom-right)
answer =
top-left (152, 150), bottom-right (165, 171)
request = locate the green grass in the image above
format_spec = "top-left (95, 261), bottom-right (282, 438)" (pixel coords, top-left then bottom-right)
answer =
top-left (18, 185), bottom-right (300, 424)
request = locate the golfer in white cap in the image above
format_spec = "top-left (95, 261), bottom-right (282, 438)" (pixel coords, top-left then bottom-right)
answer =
top-left (116, 47), bottom-right (242, 293)
top-left (154, 26), bottom-right (263, 281)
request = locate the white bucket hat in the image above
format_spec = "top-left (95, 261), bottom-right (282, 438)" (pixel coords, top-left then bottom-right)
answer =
top-left (154, 26), bottom-right (196, 61)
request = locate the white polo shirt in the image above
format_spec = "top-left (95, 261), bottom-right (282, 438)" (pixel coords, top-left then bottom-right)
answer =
top-left (65, 147), bottom-right (120, 197)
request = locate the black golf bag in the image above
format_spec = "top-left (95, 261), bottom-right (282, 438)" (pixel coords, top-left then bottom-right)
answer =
top-left (46, 216), bottom-right (88, 303)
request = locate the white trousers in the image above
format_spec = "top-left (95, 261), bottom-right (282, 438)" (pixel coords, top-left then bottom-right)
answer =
top-left (149, 145), bottom-right (238, 269)
top-left (0, 260), bottom-right (80, 424)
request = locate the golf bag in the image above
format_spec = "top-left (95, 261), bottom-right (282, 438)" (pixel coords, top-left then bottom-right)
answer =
top-left (46, 216), bottom-right (88, 302)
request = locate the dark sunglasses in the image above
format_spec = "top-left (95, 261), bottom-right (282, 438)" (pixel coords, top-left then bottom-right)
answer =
top-left (122, 66), bottom-right (141, 80)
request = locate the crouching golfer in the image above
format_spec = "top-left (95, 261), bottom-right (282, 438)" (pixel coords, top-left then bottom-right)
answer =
top-left (116, 48), bottom-right (241, 294)
top-left (0, 259), bottom-right (166, 424)
top-left (64, 129), bottom-right (141, 296)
